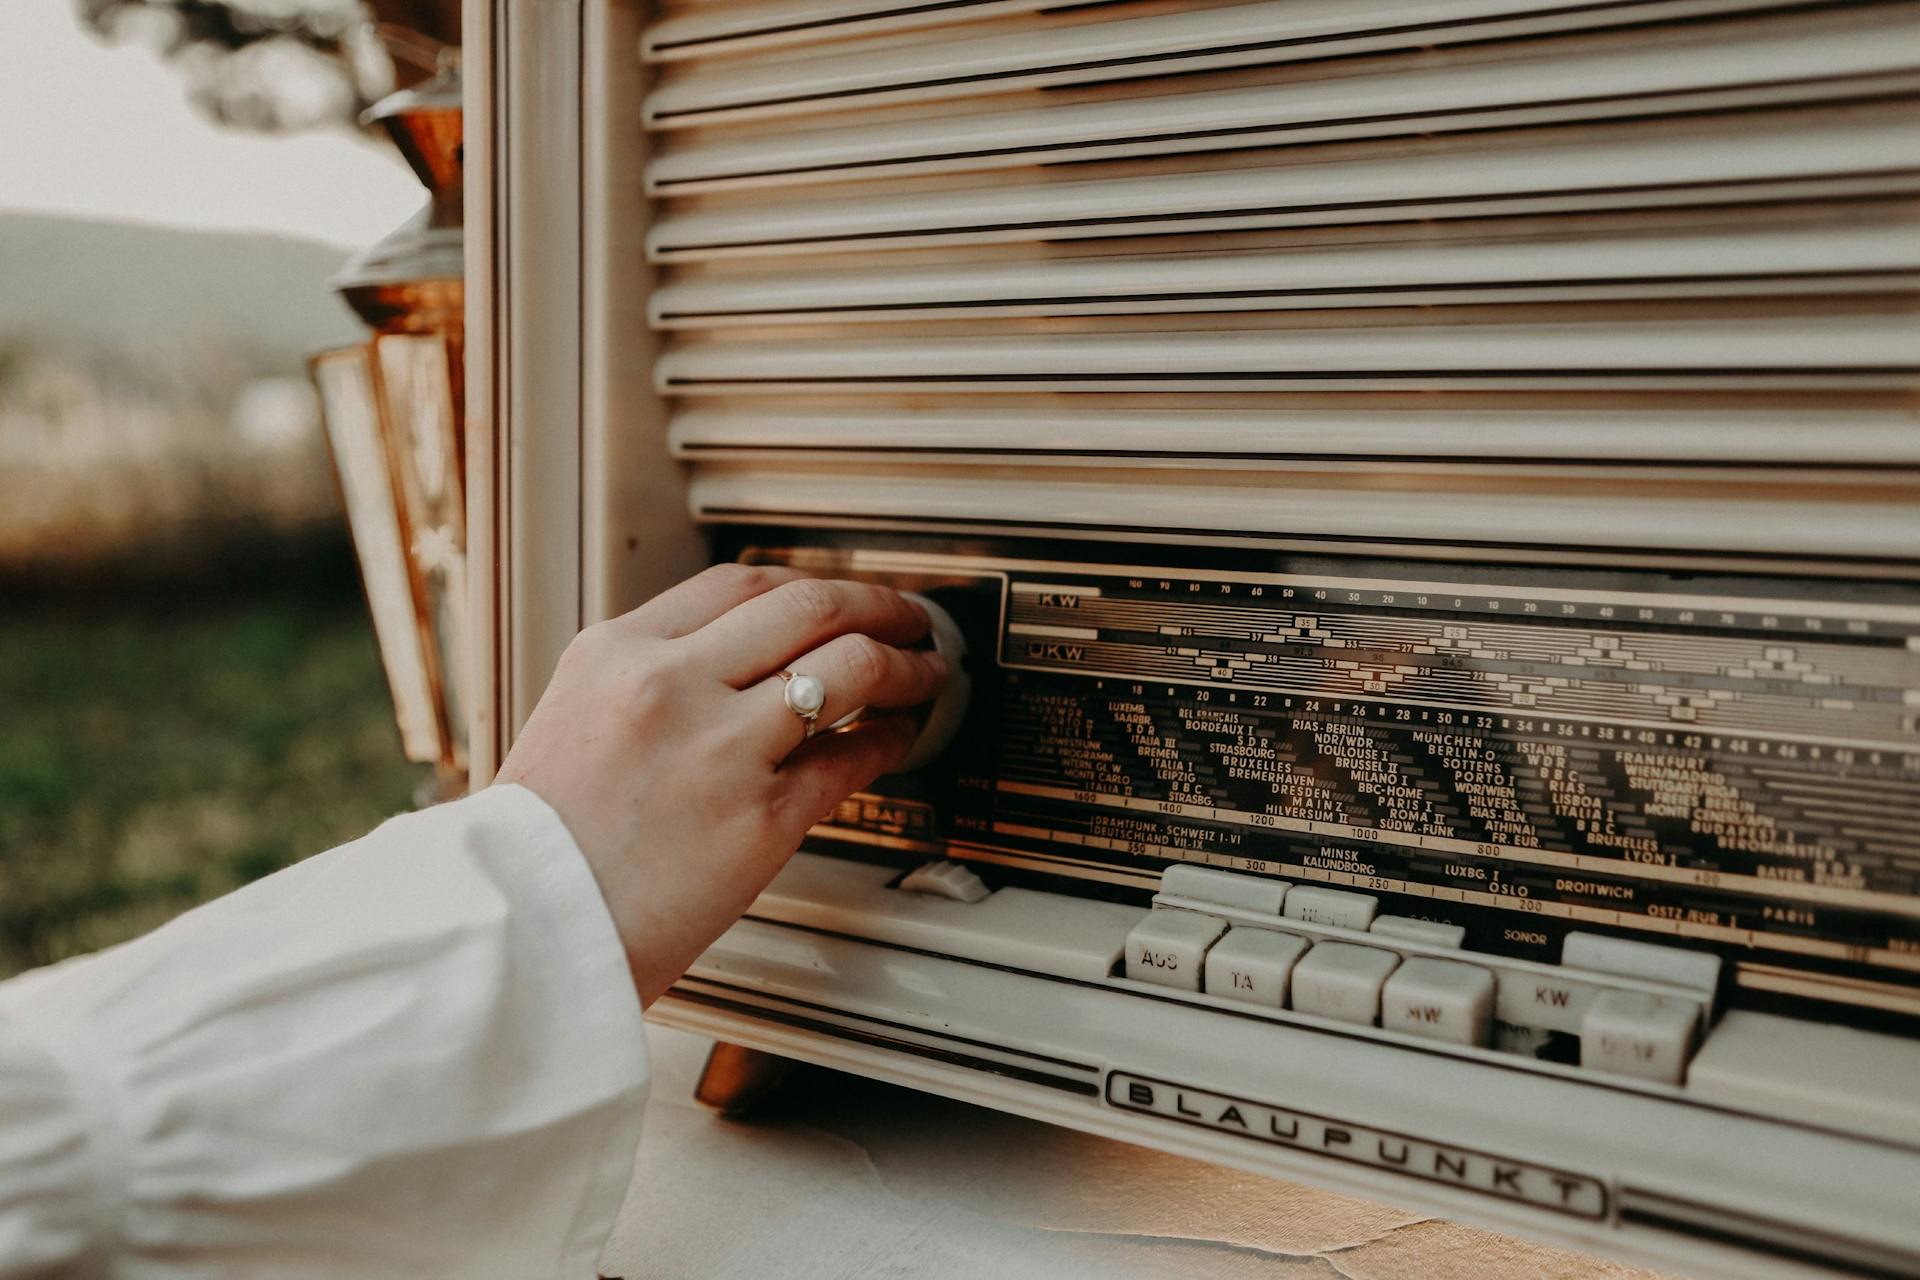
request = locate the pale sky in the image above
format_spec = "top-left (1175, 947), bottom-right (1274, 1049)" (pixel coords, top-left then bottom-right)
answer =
top-left (0, 2), bottom-right (422, 248)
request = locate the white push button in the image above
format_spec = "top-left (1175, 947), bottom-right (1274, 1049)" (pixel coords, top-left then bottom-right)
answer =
top-left (1382, 958), bottom-right (1496, 1045)
top-left (1290, 942), bottom-right (1400, 1025)
top-left (1580, 990), bottom-right (1699, 1084)
top-left (898, 860), bottom-right (990, 904)
top-left (1562, 932), bottom-right (1721, 995)
top-left (1203, 929), bottom-right (1309, 1008)
top-left (1495, 972), bottom-right (1591, 1035)
top-left (1370, 915), bottom-right (1467, 948)
top-left (1283, 885), bottom-right (1379, 931)
top-left (1161, 864), bottom-right (1289, 915)
top-left (1125, 910), bottom-right (1228, 991)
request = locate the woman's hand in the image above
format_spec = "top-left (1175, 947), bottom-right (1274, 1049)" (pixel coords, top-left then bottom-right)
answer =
top-left (496, 565), bottom-right (947, 1006)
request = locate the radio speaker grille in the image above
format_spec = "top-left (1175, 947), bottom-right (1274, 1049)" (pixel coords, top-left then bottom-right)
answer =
top-left (640, 0), bottom-right (1920, 559)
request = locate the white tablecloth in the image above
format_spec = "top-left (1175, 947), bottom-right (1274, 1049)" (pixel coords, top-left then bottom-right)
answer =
top-left (599, 1026), bottom-right (1669, 1280)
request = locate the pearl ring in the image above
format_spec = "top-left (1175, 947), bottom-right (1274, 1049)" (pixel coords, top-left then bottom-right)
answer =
top-left (778, 670), bottom-right (826, 738)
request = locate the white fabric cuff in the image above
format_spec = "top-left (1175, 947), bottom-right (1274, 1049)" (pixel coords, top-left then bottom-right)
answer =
top-left (0, 783), bottom-right (650, 1279)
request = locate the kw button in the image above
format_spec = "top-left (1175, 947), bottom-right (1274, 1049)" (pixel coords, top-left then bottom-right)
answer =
top-left (1126, 910), bottom-right (1228, 992)
top-left (1497, 974), bottom-right (1589, 1035)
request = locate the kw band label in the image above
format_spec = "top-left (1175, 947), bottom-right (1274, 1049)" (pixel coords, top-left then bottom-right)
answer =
top-left (1107, 1072), bottom-right (1607, 1219)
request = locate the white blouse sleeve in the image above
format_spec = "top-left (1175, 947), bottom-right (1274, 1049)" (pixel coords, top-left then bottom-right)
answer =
top-left (0, 784), bottom-right (650, 1280)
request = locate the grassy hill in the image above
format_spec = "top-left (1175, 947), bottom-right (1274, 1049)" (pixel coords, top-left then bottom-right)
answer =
top-left (0, 212), bottom-right (378, 571)
top-left (0, 211), bottom-right (365, 363)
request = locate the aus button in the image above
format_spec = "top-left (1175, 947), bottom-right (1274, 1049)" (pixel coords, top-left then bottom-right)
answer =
top-left (1126, 910), bottom-right (1228, 991)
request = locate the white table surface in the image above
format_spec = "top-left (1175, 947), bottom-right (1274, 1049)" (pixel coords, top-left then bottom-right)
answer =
top-left (598, 1025), bottom-right (1673, 1280)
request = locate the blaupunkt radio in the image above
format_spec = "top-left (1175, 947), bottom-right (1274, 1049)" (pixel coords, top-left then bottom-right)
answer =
top-left (463, 0), bottom-right (1920, 1273)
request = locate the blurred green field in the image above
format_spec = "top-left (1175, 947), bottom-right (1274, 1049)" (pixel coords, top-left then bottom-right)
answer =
top-left (0, 541), bottom-right (425, 976)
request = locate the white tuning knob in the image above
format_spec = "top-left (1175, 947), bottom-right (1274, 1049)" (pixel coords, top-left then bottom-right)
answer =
top-left (895, 591), bottom-right (972, 772)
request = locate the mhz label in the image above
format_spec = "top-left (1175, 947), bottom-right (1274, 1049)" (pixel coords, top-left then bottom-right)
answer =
top-left (1107, 1071), bottom-right (1609, 1219)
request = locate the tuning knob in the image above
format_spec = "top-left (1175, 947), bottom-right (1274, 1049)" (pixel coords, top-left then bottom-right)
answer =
top-left (895, 591), bottom-right (972, 772)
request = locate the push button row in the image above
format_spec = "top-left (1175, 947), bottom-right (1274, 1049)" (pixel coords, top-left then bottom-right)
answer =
top-left (1126, 908), bottom-right (1699, 1080)
top-left (1127, 912), bottom-right (1492, 1047)
top-left (1139, 863), bottom-right (1719, 1084)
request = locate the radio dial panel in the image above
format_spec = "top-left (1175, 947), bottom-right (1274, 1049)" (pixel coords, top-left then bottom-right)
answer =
top-left (742, 535), bottom-right (1920, 1035)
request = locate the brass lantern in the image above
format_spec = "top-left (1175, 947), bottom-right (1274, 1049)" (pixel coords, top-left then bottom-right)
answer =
top-left (311, 49), bottom-right (468, 797)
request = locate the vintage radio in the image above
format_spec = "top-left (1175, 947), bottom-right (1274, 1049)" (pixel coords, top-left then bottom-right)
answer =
top-left (461, 1), bottom-right (1920, 1273)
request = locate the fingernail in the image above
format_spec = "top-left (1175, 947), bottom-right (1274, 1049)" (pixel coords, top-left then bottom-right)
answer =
top-left (921, 650), bottom-right (950, 678)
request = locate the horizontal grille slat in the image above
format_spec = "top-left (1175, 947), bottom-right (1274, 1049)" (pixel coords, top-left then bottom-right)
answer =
top-left (684, 467), bottom-right (1920, 557)
top-left (639, 0), bottom-right (1920, 559)
top-left (643, 0), bottom-right (1062, 63)
top-left (667, 406), bottom-right (1920, 465)
top-left (643, 0), bottom-right (1833, 124)
top-left (648, 109), bottom-right (1920, 259)
top-left (652, 219), bottom-right (1920, 324)
top-left (656, 317), bottom-right (1920, 393)
top-left (647, 9), bottom-right (1919, 187)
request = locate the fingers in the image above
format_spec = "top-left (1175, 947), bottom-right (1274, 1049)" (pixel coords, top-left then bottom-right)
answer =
top-left (774, 714), bottom-right (920, 823)
top-left (614, 562), bottom-right (810, 639)
top-left (749, 633), bottom-right (947, 759)
top-left (691, 577), bottom-right (931, 687)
